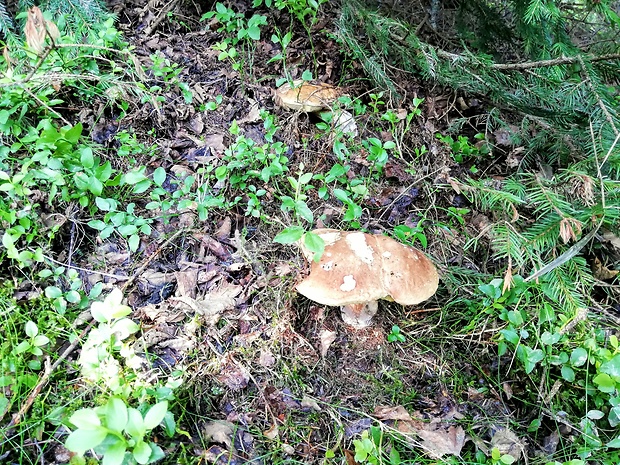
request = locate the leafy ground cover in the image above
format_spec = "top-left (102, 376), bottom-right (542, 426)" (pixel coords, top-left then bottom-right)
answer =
top-left (1, 0), bottom-right (619, 464)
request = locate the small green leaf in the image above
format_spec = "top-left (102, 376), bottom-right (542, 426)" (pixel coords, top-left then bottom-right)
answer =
top-left (128, 234), bottom-right (140, 252)
top-left (45, 286), bottom-right (63, 299)
top-left (69, 408), bottom-right (102, 429)
top-left (101, 439), bottom-right (126, 465)
top-left (65, 428), bottom-right (108, 454)
top-left (247, 25), bottom-right (261, 40)
top-left (600, 354), bottom-right (620, 377)
top-left (295, 200), bottom-right (314, 223)
top-left (608, 436), bottom-right (620, 448)
top-left (32, 335), bottom-right (50, 347)
top-left (106, 398), bottom-right (129, 433)
top-left (593, 373), bottom-right (616, 393)
top-left (570, 347), bottom-right (588, 367)
top-left (153, 167), bottom-right (166, 186)
top-left (527, 418), bottom-right (541, 432)
top-left (125, 408), bottom-right (146, 438)
top-left (301, 69), bottom-right (313, 81)
top-left (79, 147), bottom-right (94, 169)
top-left (87, 215), bottom-right (105, 229)
top-left (123, 169), bottom-right (147, 185)
top-left (561, 365), bottom-right (575, 382)
top-left (540, 331), bottom-right (561, 345)
top-left (133, 440), bottom-right (152, 464)
top-left (273, 226), bottom-right (304, 244)
top-left (65, 290), bottom-right (81, 304)
top-left (63, 123), bottom-right (83, 144)
top-left (13, 340), bottom-right (31, 354)
top-left (586, 409), bottom-right (604, 420)
top-left (304, 232), bottom-right (325, 262)
top-left (144, 401), bottom-right (168, 430)
top-left (25, 321), bottom-right (38, 338)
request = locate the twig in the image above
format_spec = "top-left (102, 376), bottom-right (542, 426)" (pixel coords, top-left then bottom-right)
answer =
top-left (22, 87), bottom-right (70, 125)
top-left (5, 322), bottom-right (95, 430)
top-left (121, 228), bottom-right (187, 293)
top-left (42, 255), bottom-right (130, 281)
top-left (143, 0), bottom-right (181, 36)
top-left (491, 53), bottom-right (620, 71)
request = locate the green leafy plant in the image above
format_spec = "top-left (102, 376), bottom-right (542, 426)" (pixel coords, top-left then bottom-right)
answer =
top-left (77, 289), bottom-right (142, 394)
top-left (202, 3), bottom-right (267, 74)
top-left (215, 115), bottom-right (289, 218)
top-left (392, 224), bottom-right (428, 249)
top-left (65, 397), bottom-right (171, 465)
top-left (353, 427), bottom-right (401, 465)
top-left (88, 199), bottom-right (153, 253)
top-left (279, 164), bottom-right (316, 225)
top-left (362, 137), bottom-right (396, 176)
top-left (436, 133), bottom-right (489, 163)
top-left (387, 325), bottom-right (406, 343)
top-left (13, 321), bottom-right (50, 361)
top-left (149, 52), bottom-right (192, 103)
top-left (39, 266), bottom-right (88, 314)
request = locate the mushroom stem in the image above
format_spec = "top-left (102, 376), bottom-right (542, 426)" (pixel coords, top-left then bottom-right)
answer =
top-left (340, 301), bottom-right (379, 328)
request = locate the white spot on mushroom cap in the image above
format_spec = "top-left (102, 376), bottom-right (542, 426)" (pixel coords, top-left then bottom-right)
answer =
top-left (345, 232), bottom-right (374, 265)
top-left (382, 251), bottom-right (392, 258)
top-left (340, 275), bottom-right (357, 292)
top-left (321, 261), bottom-right (334, 271)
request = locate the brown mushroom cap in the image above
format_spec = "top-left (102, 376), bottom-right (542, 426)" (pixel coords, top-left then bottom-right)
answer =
top-left (274, 80), bottom-right (340, 112)
top-left (296, 229), bottom-right (439, 307)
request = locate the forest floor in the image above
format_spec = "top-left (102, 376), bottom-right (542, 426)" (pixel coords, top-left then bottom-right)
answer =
top-left (2, 0), bottom-right (619, 464)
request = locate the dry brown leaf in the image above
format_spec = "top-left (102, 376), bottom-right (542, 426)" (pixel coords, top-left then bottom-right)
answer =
top-left (172, 283), bottom-right (241, 325)
top-left (258, 348), bottom-right (276, 367)
top-left (559, 217), bottom-right (582, 244)
top-left (396, 417), bottom-right (466, 458)
top-left (215, 217), bottom-right (232, 241)
top-left (274, 80), bottom-right (340, 112)
top-left (490, 427), bottom-right (525, 462)
top-left (416, 425), bottom-right (466, 458)
top-left (199, 234), bottom-right (231, 261)
top-left (140, 302), bottom-right (185, 324)
top-left (204, 133), bottom-right (226, 153)
top-left (374, 405), bottom-right (413, 422)
top-left (301, 396), bottom-right (321, 412)
top-left (25, 7), bottom-right (46, 53)
top-left (502, 382), bottom-right (513, 400)
top-left (263, 423), bottom-right (279, 440)
top-left (238, 98), bottom-right (261, 123)
top-left (592, 257), bottom-right (619, 280)
top-left (203, 420), bottom-right (236, 447)
top-left (188, 113), bottom-right (204, 134)
top-left (3, 46), bottom-right (12, 70)
top-left (602, 228), bottom-right (620, 250)
top-left (45, 19), bottom-right (60, 41)
top-left (217, 354), bottom-right (249, 390)
top-left (319, 329), bottom-right (337, 357)
top-left (344, 449), bottom-right (358, 465)
top-left (175, 270), bottom-right (198, 298)
top-left (502, 257), bottom-right (513, 295)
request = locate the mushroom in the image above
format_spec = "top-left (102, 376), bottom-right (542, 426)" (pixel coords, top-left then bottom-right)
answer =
top-left (274, 80), bottom-right (340, 112)
top-left (296, 229), bottom-right (439, 328)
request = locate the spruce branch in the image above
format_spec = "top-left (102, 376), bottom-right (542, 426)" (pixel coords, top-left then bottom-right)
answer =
top-left (577, 54), bottom-right (619, 136)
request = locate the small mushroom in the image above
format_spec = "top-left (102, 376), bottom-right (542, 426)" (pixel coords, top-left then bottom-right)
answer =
top-left (296, 229), bottom-right (439, 328)
top-left (274, 80), bottom-right (340, 112)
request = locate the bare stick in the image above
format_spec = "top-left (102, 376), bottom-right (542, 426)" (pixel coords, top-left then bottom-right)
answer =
top-left (5, 322), bottom-right (94, 430)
